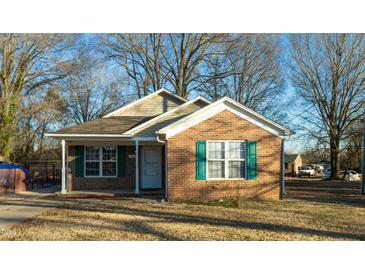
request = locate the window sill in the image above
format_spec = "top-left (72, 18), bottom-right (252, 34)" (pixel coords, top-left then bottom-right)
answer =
top-left (205, 178), bottom-right (246, 181)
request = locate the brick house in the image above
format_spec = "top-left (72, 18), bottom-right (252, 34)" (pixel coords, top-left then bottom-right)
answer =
top-left (284, 154), bottom-right (302, 176)
top-left (46, 88), bottom-right (293, 200)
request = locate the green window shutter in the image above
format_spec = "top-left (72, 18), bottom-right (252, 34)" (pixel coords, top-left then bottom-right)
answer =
top-left (247, 141), bottom-right (258, 180)
top-left (196, 141), bottom-right (206, 180)
top-left (118, 146), bottom-right (126, 177)
top-left (75, 146), bottom-right (84, 177)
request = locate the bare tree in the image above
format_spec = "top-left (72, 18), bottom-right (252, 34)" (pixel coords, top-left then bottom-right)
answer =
top-left (61, 52), bottom-right (126, 125)
top-left (198, 34), bottom-right (285, 118)
top-left (160, 33), bottom-right (227, 98)
top-left (341, 120), bottom-right (362, 170)
top-left (102, 34), bottom-right (165, 98)
top-left (0, 34), bottom-right (77, 161)
top-left (14, 88), bottom-right (66, 162)
top-left (289, 34), bottom-right (365, 179)
top-left (102, 33), bottom-right (227, 98)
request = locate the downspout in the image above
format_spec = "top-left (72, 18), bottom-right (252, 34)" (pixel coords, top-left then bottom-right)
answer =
top-left (280, 138), bottom-right (286, 199)
top-left (164, 141), bottom-right (168, 201)
top-left (156, 132), bottom-right (168, 201)
top-left (156, 134), bottom-right (165, 144)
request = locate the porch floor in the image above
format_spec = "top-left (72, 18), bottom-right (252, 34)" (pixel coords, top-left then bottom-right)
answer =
top-left (62, 189), bottom-right (165, 199)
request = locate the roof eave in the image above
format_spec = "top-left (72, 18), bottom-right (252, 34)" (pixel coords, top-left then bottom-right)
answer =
top-left (157, 98), bottom-right (294, 139)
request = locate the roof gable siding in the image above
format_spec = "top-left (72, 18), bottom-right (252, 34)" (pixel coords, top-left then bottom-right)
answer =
top-left (113, 93), bottom-right (184, 117)
top-left (135, 100), bottom-right (208, 137)
top-left (158, 98), bottom-right (292, 139)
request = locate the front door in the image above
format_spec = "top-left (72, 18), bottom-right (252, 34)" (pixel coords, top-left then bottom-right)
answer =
top-left (141, 146), bottom-right (162, 189)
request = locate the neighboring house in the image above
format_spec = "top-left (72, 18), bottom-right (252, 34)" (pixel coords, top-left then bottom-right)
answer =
top-left (284, 154), bottom-right (302, 176)
top-left (46, 88), bottom-right (293, 200)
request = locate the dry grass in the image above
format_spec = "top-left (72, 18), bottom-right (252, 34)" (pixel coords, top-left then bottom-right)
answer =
top-left (0, 196), bottom-right (364, 240)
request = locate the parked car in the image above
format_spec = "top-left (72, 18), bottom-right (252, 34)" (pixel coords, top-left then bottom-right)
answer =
top-left (322, 168), bottom-right (331, 179)
top-left (302, 164), bottom-right (324, 177)
top-left (339, 170), bottom-right (360, 181)
top-left (299, 165), bottom-right (315, 177)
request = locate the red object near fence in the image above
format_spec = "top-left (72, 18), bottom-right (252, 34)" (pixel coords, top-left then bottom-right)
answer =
top-left (0, 164), bottom-right (31, 194)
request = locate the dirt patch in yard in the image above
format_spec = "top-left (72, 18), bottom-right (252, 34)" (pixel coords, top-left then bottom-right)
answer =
top-left (0, 196), bottom-right (364, 240)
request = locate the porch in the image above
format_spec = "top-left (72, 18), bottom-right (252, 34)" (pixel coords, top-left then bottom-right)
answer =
top-left (60, 138), bottom-right (168, 197)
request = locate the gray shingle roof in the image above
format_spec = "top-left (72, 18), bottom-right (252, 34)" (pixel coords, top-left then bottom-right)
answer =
top-left (51, 116), bottom-right (156, 135)
top-left (285, 154), bottom-right (300, 163)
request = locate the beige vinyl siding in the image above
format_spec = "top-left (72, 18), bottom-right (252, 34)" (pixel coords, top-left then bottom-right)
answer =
top-left (135, 100), bottom-right (209, 137)
top-left (113, 93), bottom-right (184, 116)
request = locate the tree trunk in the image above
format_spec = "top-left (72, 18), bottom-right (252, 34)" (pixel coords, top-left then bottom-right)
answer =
top-left (330, 135), bottom-right (340, 179)
top-left (1, 133), bottom-right (12, 162)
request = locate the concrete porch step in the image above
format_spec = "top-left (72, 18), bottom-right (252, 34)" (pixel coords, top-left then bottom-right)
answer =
top-left (61, 190), bottom-right (165, 199)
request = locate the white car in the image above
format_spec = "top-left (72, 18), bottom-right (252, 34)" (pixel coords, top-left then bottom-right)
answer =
top-left (299, 166), bottom-right (315, 177)
top-left (339, 170), bottom-right (360, 181)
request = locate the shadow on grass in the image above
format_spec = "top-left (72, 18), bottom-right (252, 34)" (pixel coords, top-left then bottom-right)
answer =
top-left (1, 191), bottom-right (365, 240)
top-left (9, 199), bottom-right (362, 241)
top-left (286, 180), bottom-right (365, 208)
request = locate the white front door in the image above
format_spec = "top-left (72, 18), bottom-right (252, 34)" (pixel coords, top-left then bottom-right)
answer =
top-left (141, 146), bottom-right (162, 189)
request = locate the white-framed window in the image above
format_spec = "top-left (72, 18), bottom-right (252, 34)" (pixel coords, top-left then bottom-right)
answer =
top-left (85, 146), bottom-right (117, 177)
top-left (207, 141), bottom-right (246, 179)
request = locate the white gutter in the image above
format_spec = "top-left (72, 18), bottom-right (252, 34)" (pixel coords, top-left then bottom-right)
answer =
top-left (156, 134), bottom-right (166, 144)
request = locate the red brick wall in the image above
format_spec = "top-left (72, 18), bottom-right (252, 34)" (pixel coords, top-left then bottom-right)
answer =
top-left (167, 110), bottom-right (283, 201)
top-left (67, 146), bottom-right (136, 191)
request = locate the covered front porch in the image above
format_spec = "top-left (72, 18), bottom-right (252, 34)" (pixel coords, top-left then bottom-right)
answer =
top-left (60, 137), bottom-right (168, 197)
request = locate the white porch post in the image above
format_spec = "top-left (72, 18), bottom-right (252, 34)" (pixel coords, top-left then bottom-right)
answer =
top-left (135, 140), bottom-right (140, 195)
top-left (61, 139), bottom-right (67, 194)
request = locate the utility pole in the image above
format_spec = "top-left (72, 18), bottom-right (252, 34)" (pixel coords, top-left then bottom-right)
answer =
top-left (361, 112), bottom-right (365, 195)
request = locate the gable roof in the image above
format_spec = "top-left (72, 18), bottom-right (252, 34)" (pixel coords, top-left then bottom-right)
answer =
top-left (46, 88), bottom-right (294, 140)
top-left (103, 88), bottom-right (187, 118)
top-left (157, 97), bottom-right (293, 139)
top-left (124, 96), bottom-right (211, 136)
top-left (285, 154), bottom-right (300, 163)
top-left (46, 97), bottom-right (210, 139)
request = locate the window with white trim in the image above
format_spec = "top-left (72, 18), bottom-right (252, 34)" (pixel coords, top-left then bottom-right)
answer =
top-left (207, 141), bottom-right (246, 179)
top-left (85, 146), bottom-right (117, 177)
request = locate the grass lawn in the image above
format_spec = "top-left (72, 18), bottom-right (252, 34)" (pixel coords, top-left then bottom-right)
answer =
top-left (0, 195), bottom-right (364, 240)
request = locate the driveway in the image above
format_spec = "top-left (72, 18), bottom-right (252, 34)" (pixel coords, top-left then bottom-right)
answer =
top-left (0, 194), bottom-right (62, 232)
